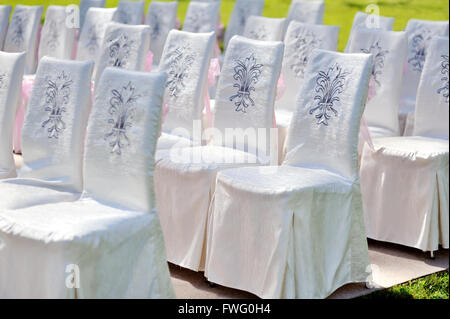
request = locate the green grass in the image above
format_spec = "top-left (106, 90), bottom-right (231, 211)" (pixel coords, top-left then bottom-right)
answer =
top-left (1, 0), bottom-right (448, 51)
top-left (362, 271), bottom-right (449, 299)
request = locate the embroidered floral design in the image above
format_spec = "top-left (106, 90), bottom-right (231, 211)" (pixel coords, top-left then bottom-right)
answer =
top-left (165, 46), bottom-right (196, 99)
top-left (184, 9), bottom-right (210, 33)
top-left (309, 64), bottom-right (350, 126)
top-left (10, 13), bottom-right (27, 47)
top-left (408, 28), bottom-right (432, 72)
top-left (0, 72), bottom-right (7, 89)
top-left (104, 82), bottom-right (141, 154)
top-left (86, 25), bottom-right (101, 54)
top-left (248, 25), bottom-right (268, 41)
top-left (45, 19), bottom-right (60, 50)
top-left (41, 72), bottom-right (73, 138)
top-left (437, 54), bottom-right (449, 103)
top-left (107, 33), bottom-right (134, 68)
top-left (115, 8), bottom-right (133, 25)
top-left (148, 10), bottom-right (161, 39)
top-left (229, 54), bottom-right (264, 113)
top-left (361, 41), bottom-right (389, 101)
top-left (290, 30), bottom-right (321, 78)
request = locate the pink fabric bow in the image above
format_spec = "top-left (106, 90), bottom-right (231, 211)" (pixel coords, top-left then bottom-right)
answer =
top-left (204, 58), bottom-right (221, 127)
top-left (145, 51), bottom-right (154, 72)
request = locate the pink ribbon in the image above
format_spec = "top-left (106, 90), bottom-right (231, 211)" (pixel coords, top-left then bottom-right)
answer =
top-left (367, 76), bottom-right (377, 102)
top-left (145, 51), bottom-right (154, 72)
top-left (204, 58), bottom-right (221, 127)
top-left (359, 116), bottom-right (374, 151)
top-left (14, 76), bottom-right (35, 153)
top-left (175, 18), bottom-right (181, 30)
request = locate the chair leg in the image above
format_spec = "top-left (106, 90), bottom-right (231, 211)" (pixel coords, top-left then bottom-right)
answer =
top-left (430, 251), bottom-right (435, 259)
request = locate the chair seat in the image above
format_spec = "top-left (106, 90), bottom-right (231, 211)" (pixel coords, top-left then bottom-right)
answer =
top-left (372, 136), bottom-right (449, 157)
top-left (157, 132), bottom-right (194, 150)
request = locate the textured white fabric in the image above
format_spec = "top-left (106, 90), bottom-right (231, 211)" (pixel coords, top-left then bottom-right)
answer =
top-left (79, 0), bottom-right (105, 31)
top-left (38, 6), bottom-right (76, 61)
top-left (76, 8), bottom-right (117, 63)
top-left (205, 49), bottom-right (373, 299)
top-left (3, 5), bottom-right (43, 75)
top-left (154, 36), bottom-right (283, 271)
top-left (348, 28), bottom-right (407, 136)
top-left (224, 0), bottom-right (264, 48)
top-left (286, 0), bottom-right (325, 26)
top-left (345, 11), bottom-right (394, 53)
top-left (94, 23), bottom-right (150, 86)
top-left (361, 137), bottom-right (448, 252)
top-left (113, 1), bottom-right (145, 25)
top-left (182, 1), bottom-right (221, 33)
top-left (0, 52), bottom-right (25, 179)
top-left (145, 1), bottom-right (178, 66)
top-left (157, 30), bottom-right (215, 148)
top-left (413, 36), bottom-right (449, 139)
top-left (399, 19), bottom-right (449, 115)
top-left (0, 5), bottom-right (11, 50)
top-left (243, 16), bottom-right (286, 42)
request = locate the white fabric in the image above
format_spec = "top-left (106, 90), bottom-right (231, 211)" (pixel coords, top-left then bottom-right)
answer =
top-left (286, 0), bottom-right (325, 26)
top-left (345, 11), bottom-right (394, 52)
top-left (224, 0), bottom-right (264, 48)
top-left (360, 137), bottom-right (448, 252)
top-left (154, 36), bottom-right (283, 271)
top-left (348, 28), bottom-right (407, 136)
top-left (79, 0), bottom-right (105, 31)
top-left (38, 6), bottom-right (76, 61)
top-left (0, 5), bottom-right (11, 50)
top-left (182, 1), bottom-right (221, 33)
top-left (94, 22), bottom-right (150, 86)
top-left (413, 36), bottom-right (449, 139)
top-left (243, 16), bottom-right (286, 42)
top-left (113, 1), bottom-right (145, 25)
top-left (157, 30), bottom-right (215, 148)
top-left (0, 52), bottom-right (25, 179)
top-left (3, 5), bottom-right (43, 75)
top-left (399, 19), bottom-right (449, 116)
top-left (145, 1), bottom-right (178, 66)
top-left (76, 8), bottom-right (117, 63)
top-left (205, 49), bottom-right (373, 299)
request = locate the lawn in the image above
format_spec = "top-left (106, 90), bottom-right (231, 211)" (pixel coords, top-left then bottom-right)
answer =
top-left (1, 0), bottom-right (449, 50)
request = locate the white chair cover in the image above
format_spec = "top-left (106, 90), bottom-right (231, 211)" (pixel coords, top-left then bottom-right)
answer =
top-left (113, 0), bottom-right (145, 25)
top-left (154, 36), bottom-right (284, 271)
top-left (205, 49), bottom-right (373, 299)
top-left (94, 22), bottom-right (150, 85)
top-left (3, 5), bottom-right (43, 75)
top-left (157, 30), bottom-right (215, 149)
top-left (243, 16), bottom-right (286, 42)
top-left (0, 52), bottom-right (25, 179)
top-left (399, 19), bottom-right (449, 124)
top-left (0, 69), bottom-right (174, 298)
top-left (345, 11), bottom-right (394, 52)
top-left (38, 6), bottom-right (76, 61)
top-left (182, 1), bottom-right (221, 33)
top-left (0, 5), bottom-right (11, 50)
top-left (145, 1), bottom-right (178, 66)
top-left (286, 0), bottom-right (325, 26)
top-left (76, 8), bottom-right (117, 63)
top-left (224, 0), bottom-right (265, 48)
top-left (348, 28), bottom-right (408, 137)
top-left (79, 0), bottom-right (105, 31)
top-left (360, 37), bottom-right (449, 252)
top-left (0, 57), bottom-right (94, 211)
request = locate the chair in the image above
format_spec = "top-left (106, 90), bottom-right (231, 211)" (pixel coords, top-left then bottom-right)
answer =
top-left (79, 0), bottom-right (105, 31)
top-left (76, 7), bottom-right (117, 63)
top-left (38, 6), bottom-right (76, 62)
top-left (0, 57), bottom-right (94, 210)
top-left (113, 0), bottom-right (145, 25)
top-left (275, 21), bottom-right (339, 161)
top-left (205, 49), bottom-right (373, 299)
top-left (0, 68), bottom-right (174, 298)
top-left (243, 16), bottom-right (286, 42)
top-left (145, 1), bottom-right (178, 66)
top-left (399, 19), bottom-right (449, 135)
top-left (0, 5), bottom-right (11, 50)
top-left (157, 30), bottom-right (215, 150)
top-left (182, 1), bottom-right (221, 34)
top-left (224, 0), bottom-right (265, 48)
top-left (0, 52), bottom-right (25, 179)
top-left (286, 0), bottom-right (325, 27)
top-left (154, 36), bottom-right (284, 271)
top-left (360, 36), bottom-right (449, 254)
top-left (348, 28), bottom-right (408, 141)
top-left (93, 22), bottom-right (150, 85)
top-left (345, 11), bottom-right (394, 52)
top-left (3, 5), bottom-right (43, 75)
